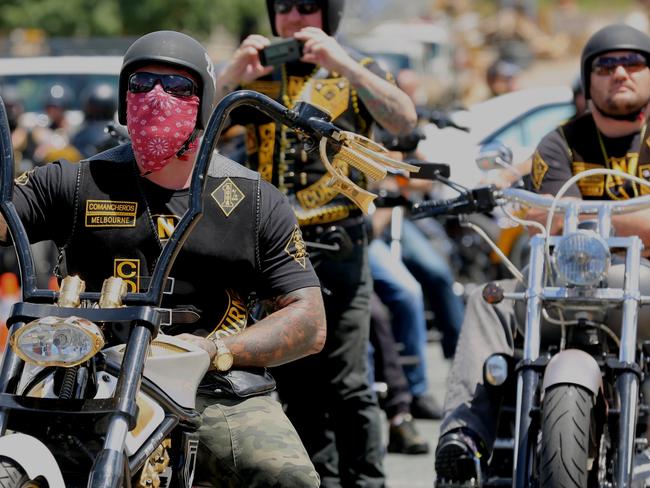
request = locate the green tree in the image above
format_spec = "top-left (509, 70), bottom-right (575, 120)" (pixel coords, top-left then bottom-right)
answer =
top-left (0, 0), bottom-right (267, 39)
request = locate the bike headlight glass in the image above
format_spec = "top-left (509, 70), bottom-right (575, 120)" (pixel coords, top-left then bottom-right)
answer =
top-left (554, 231), bottom-right (610, 286)
top-left (10, 316), bottom-right (104, 367)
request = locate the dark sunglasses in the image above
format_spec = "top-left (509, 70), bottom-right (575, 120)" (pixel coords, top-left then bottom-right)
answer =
top-left (592, 53), bottom-right (648, 76)
top-left (128, 72), bottom-right (198, 98)
top-left (274, 0), bottom-right (321, 15)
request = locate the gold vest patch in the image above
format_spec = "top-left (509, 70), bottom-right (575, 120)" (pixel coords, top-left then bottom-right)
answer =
top-left (284, 224), bottom-right (307, 269)
top-left (306, 78), bottom-right (350, 120)
top-left (85, 200), bottom-right (137, 228)
top-left (571, 162), bottom-right (604, 197)
top-left (211, 178), bottom-right (245, 217)
top-left (114, 258), bottom-right (140, 293)
top-left (531, 152), bottom-right (549, 191)
top-left (212, 289), bottom-right (248, 337)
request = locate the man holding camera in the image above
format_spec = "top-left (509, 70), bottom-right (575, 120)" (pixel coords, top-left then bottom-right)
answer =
top-left (216, 1), bottom-right (417, 486)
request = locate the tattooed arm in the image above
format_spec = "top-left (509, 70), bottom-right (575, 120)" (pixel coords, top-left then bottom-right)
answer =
top-left (296, 27), bottom-right (417, 136)
top-left (178, 286), bottom-right (326, 368)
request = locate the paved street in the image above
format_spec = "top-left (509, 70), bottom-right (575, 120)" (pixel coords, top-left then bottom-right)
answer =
top-left (385, 338), bottom-right (450, 488)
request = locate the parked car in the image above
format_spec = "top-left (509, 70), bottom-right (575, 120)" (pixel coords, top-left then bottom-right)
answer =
top-left (0, 55), bottom-right (121, 129)
top-left (417, 85), bottom-right (575, 197)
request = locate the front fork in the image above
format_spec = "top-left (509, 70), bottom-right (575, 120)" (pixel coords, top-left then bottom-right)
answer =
top-left (513, 236), bottom-right (545, 488)
top-left (88, 324), bottom-right (153, 488)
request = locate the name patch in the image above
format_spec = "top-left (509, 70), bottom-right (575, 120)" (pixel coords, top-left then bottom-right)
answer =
top-left (86, 200), bottom-right (137, 227)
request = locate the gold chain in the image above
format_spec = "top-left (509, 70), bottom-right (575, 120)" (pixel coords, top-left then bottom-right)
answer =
top-left (596, 123), bottom-right (646, 197)
top-left (278, 64), bottom-right (319, 194)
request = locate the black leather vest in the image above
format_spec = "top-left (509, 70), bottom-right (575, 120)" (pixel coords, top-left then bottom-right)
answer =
top-left (62, 145), bottom-right (261, 332)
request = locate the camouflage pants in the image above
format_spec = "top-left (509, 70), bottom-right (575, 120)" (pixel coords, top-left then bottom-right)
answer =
top-left (195, 394), bottom-right (320, 488)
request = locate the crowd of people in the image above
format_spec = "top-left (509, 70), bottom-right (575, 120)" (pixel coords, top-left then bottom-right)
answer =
top-left (5, 0), bottom-right (650, 486)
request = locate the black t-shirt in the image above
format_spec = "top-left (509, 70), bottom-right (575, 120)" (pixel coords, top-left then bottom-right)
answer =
top-left (528, 112), bottom-right (649, 200)
top-left (11, 147), bottom-right (319, 335)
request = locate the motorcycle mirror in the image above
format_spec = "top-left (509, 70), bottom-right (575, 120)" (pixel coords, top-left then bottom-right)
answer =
top-left (476, 142), bottom-right (514, 171)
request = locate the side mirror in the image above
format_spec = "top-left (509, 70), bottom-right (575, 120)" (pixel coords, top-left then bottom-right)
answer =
top-left (475, 141), bottom-right (513, 171)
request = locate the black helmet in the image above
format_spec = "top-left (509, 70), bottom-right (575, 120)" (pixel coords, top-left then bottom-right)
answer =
top-left (118, 30), bottom-right (216, 129)
top-left (81, 83), bottom-right (117, 121)
top-left (266, 0), bottom-right (345, 36)
top-left (581, 24), bottom-right (650, 99)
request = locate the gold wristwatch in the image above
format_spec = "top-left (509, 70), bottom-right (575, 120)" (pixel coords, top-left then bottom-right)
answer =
top-left (209, 335), bottom-right (233, 372)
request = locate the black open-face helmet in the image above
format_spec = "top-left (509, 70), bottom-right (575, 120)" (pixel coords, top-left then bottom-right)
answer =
top-left (581, 24), bottom-right (650, 100)
top-left (266, 0), bottom-right (345, 36)
top-left (118, 30), bottom-right (216, 129)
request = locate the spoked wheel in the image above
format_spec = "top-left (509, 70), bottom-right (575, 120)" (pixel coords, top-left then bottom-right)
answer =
top-left (0, 458), bottom-right (43, 488)
top-left (540, 385), bottom-right (600, 488)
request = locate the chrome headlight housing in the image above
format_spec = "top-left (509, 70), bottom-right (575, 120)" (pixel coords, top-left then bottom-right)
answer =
top-left (484, 354), bottom-right (509, 386)
top-left (10, 316), bottom-right (104, 367)
top-left (554, 231), bottom-right (610, 286)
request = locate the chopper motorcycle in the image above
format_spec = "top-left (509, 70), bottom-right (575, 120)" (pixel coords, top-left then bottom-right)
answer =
top-left (418, 155), bottom-right (650, 488)
top-left (0, 89), bottom-right (417, 488)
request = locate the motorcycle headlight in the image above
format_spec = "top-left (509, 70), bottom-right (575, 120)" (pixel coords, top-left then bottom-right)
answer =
top-left (554, 231), bottom-right (610, 286)
top-left (484, 354), bottom-right (509, 386)
top-left (10, 316), bottom-right (104, 367)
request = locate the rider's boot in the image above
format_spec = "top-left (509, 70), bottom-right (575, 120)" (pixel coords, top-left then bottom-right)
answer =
top-left (434, 428), bottom-right (485, 487)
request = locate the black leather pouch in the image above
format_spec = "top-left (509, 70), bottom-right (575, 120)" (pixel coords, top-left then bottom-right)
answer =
top-left (199, 367), bottom-right (276, 398)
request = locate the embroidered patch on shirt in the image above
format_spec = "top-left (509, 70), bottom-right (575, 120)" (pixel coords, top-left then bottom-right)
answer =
top-left (85, 200), bottom-right (137, 227)
top-left (15, 170), bottom-right (35, 186)
top-left (531, 152), bottom-right (549, 191)
top-left (211, 177), bottom-right (245, 217)
top-left (212, 289), bottom-right (248, 337)
top-left (153, 214), bottom-right (180, 242)
top-left (284, 225), bottom-right (307, 269)
top-left (114, 258), bottom-right (140, 293)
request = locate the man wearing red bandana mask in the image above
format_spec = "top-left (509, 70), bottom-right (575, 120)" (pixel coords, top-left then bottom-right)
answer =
top-left (126, 70), bottom-right (200, 173)
top-left (4, 30), bottom-right (325, 487)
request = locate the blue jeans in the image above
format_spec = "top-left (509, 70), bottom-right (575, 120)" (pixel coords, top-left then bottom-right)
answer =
top-left (369, 239), bottom-right (429, 397)
top-left (399, 219), bottom-right (464, 358)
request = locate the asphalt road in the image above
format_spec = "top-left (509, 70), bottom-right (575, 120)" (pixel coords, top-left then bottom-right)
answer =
top-left (384, 338), bottom-right (450, 488)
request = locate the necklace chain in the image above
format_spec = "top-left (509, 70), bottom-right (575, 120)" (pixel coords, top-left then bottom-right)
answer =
top-left (596, 122), bottom-right (647, 198)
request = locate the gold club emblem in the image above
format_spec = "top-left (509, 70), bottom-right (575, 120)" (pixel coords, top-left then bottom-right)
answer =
top-left (212, 178), bottom-right (245, 217)
top-left (531, 152), bottom-right (549, 191)
top-left (284, 225), bottom-right (307, 269)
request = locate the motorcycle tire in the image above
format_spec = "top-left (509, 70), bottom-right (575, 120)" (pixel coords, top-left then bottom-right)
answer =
top-left (540, 385), bottom-right (597, 488)
top-left (0, 457), bottom-right (34, 488)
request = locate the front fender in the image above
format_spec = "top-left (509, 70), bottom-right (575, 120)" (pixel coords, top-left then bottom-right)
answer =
top-left (542, 349), bottom-right (602, 395)
top-left (0, 433), bottom-right (65, 488)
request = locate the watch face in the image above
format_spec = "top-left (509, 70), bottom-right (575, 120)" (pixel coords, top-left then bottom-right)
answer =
top-left (216, 352), bottom-right (234, 372)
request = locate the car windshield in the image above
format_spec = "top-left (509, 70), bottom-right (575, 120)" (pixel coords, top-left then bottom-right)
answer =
top-left (0, 74), bottom-right (119, 113)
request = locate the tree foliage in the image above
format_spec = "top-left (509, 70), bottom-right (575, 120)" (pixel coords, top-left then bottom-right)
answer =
top-left (0, 0), bottom-right (267, 39)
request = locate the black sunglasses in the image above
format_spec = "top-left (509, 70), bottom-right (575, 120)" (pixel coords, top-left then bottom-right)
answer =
top-left (128, 72), bottom-right (198, 98)
top-left (274, 0), bottom-right (321, 15)
top-left (592, 53), bottom-right (648, 76)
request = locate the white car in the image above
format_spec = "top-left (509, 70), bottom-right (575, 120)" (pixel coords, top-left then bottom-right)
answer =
top-left (418, 86), bottom-right (575, 196)
top-left (0, 55), bottom-right (121, 128)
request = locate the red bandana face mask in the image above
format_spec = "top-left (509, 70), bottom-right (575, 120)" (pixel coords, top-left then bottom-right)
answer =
top-left (126, 84), bottom-right (200, 172)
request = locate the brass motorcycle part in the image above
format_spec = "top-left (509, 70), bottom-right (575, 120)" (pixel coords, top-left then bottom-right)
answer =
top-left (137, 439), bottom-right (172, 488)
top-left (333, 146), bottom-right (387, 182)
top-left (99, 276), bottom-right (128, 308)
top-left (319, 138), bottom-right (377, 214)
top-left (57, 275), bottom-right (85, 308)
top-left (348, 139), bottom-right (421, 173)
top-left (338, 130), bottom-right (420, 173)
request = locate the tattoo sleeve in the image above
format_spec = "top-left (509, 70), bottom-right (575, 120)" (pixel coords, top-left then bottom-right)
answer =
top-left (347, 66), bottom-right (417, 136)
top-left (224, 286), bottom-right (326, 368)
